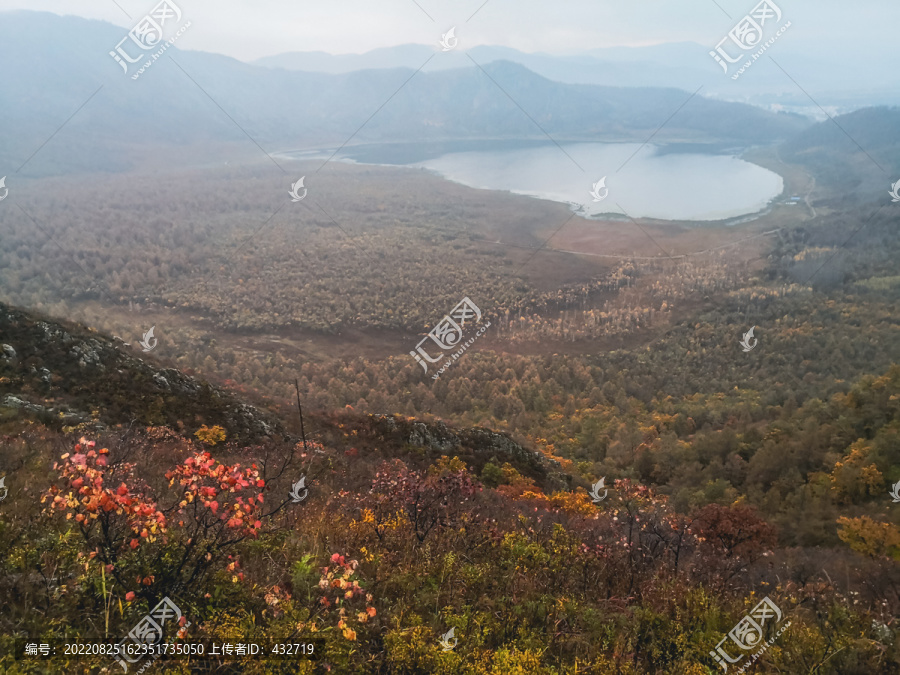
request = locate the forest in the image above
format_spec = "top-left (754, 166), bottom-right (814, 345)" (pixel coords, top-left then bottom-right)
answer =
top-left (1, 113), bottom-right (900, 672)
top-left (1, 349), bottom-right (900, 672)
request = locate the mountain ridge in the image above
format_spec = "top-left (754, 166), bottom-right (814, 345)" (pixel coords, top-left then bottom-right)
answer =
top-left (0, 300), bottom-right (565, 488)
top-left (0, 11), bottom-right (809, 176)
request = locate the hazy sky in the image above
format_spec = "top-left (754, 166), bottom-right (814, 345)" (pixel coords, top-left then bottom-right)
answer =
top-left (0, 0), bottom-right (893, 61)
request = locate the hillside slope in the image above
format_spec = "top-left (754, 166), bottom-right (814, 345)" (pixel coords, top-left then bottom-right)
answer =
top-left (0, 304), bottom-right (899, 673)
top-left (0, 301), bottom-right (286, 443)
top-left (0, 301), bottom-right (566, 484)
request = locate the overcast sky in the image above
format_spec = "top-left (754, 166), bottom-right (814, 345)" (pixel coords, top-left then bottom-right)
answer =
top-left (0, 0), bottom-right (893, 61)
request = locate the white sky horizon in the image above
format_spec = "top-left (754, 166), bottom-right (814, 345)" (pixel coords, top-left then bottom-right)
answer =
top-left (0, 0), bottom-right (894, 64)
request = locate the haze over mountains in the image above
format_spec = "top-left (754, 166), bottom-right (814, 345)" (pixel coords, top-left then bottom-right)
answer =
top-left (3, 10), bottom-right (899, 183)
top-left (254, 41), bottom-right (900, 114)
top-left (0, 11), bottom-right (811, 177)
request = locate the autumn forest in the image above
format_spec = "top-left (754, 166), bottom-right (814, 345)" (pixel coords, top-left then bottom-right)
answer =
top-left (3, 5), bottom-right (900, 673)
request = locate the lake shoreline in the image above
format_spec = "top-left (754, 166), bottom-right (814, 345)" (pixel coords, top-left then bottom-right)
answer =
top-left (276, 139), bottom-right (786, 224)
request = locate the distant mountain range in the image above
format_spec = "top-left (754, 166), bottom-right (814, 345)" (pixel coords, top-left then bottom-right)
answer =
top-left (2, 11), bottom-right (896, 181)
top-left (254, 43), bottom-right (716, 89)
top-left (254, 42), bottom-right (900, 114)
top-left (0, 11), bottom-right (812, 176)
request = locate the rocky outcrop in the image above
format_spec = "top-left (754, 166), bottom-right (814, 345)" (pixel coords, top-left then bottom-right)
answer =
top-left (0, 302), bottom-right (287, 443)
top-left (368, 413), bottom-right (572, 491)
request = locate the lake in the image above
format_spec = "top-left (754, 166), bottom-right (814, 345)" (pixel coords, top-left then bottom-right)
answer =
top-left (284, 141), bottom-right (784, 222)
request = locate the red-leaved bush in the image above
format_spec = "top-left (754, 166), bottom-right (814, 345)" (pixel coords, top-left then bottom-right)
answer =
top-left (43, 438), bottom-right (268, 602)
top-left (364, 459), bottom-right (480, 542)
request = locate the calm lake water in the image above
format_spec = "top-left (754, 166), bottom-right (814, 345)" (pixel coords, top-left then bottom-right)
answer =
top-left (409, 143), bottom-right (784, 222)
top-left (281, 141), bottom-right (784, 222)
